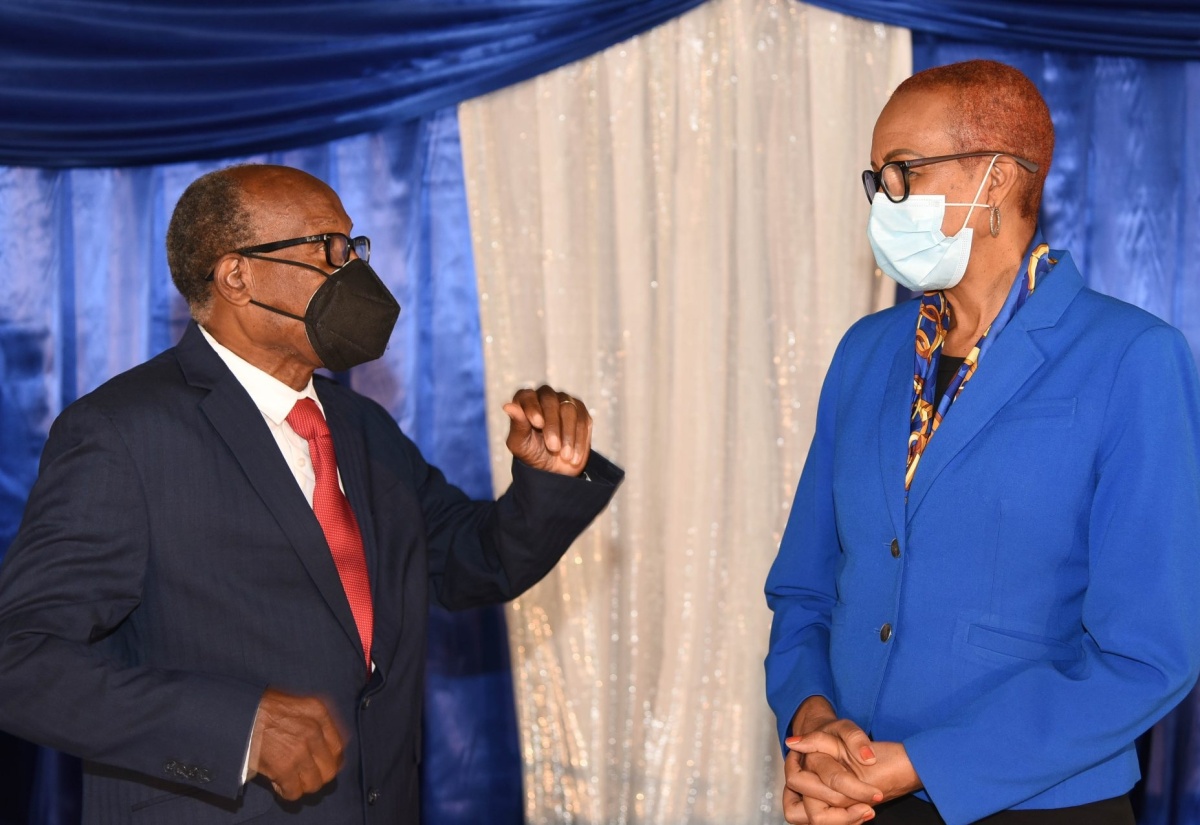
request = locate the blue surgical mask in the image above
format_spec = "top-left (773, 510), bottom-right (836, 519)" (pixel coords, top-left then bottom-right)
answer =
top-left (866, 155), bottom-right (997, 292)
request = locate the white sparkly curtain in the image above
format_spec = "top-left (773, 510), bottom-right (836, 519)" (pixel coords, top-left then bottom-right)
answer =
top-left (459, 1), bottom-right (909, 821)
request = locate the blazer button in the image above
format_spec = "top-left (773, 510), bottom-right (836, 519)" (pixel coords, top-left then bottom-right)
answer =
top-left (361, 697), bottom-right (371, 710)
top-left (880, 623), bottom-right (893, 643)
top-left (889, 539), bottom-right (900, 558)
top-left (367, 788), bottom-right (380, 805)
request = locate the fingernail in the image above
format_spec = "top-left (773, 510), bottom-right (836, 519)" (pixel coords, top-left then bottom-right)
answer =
top-left (860, 746), bottom-right (876, 760)
top-left (863, 812), bottom-right (875, 822)
top-left (873, 793), bottom-right (884, 802)
top-left (785, 736), bottom-right (801, 747)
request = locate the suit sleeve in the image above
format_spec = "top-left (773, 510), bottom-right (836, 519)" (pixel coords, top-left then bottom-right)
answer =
top-left (903, 324), bottom-right (1200, 825)
top-left (0, 401), bottom-right (263, 800)
top-left (764, 334), bottom-right (848, 749)
top-left (385, 415), bottom-right (624, 610)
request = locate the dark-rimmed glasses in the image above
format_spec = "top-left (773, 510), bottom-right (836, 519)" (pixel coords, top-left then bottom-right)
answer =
top-left (862, 152), bottom-right (1039, 204)
top-left (238, 233), bottom-right (370, 268)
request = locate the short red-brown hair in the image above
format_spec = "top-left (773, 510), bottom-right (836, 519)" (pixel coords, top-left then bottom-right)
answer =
top-left (892, 60), bottom-right (1054, 220)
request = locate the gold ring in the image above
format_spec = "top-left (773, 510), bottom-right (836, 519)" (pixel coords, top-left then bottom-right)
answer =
top-left (560, 397), bottom-right (577, 407)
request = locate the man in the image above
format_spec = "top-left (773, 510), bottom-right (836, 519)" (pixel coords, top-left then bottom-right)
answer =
top-left (0, 164), bottom-right (623, 824)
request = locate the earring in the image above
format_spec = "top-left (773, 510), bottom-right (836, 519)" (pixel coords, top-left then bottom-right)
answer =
top-left (989, 206), bottom-right (1001, 238)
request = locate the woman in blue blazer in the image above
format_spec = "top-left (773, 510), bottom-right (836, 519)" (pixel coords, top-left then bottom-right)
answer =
top-left (765, 60), bottom-right (1200, 825)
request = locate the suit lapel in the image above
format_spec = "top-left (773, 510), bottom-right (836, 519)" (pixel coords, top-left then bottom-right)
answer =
top-left (175, 323), bottom-right (365, 658)
top-left (879, 332), bottom-right (913, 544)
top-left (904, 252), bottom-right (1084, 520)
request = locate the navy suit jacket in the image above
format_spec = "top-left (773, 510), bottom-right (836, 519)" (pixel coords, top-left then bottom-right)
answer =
top-left (0, 322), bottom-right (623, 824)
top-left (765, 252), bottom-right (1200, 824)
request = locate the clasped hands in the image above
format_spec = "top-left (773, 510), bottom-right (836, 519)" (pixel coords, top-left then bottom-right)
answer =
top-left (783, 696), bottom-right (921, 825)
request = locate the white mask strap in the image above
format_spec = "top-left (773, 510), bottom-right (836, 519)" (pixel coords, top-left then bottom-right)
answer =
top-left (947, 154), bottom-right (999, 234)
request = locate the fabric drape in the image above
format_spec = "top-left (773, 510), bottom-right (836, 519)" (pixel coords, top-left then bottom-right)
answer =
top-left (802, 1), bottom-right (1200, 59)
top-left (460, 0), bottom-right (908, 820)
top-left (0, 111), bottom-right (521, 825)
top-left (0, 0), bottom-right (707, 168)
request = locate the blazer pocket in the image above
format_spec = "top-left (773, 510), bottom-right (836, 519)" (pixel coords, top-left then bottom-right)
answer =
top-left (967, 623), bottom-right (1077, 662)
top-left (131, 782), bottom-right (274, 824)
top-left (991, 397), bottom-right (1076, 424)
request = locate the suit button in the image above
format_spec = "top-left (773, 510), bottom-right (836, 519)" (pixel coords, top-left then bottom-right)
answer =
top-left (880, 623), bottom-right (893, 642)
top-left (367, 788), bottom-right (380, 805)
top-left (361, 697), bottom-right (371, 710)
top-left (890, 539), bottom-right (900, 558)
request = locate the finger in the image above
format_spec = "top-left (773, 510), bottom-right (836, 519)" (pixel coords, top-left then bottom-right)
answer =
top-left (828, 719), bottom-right (877, 765)
top-left (787, 731), bottom-right (847, 761)
top-left (515, 387), bottom-right (544, 430)
top-left (783, 785), bottom-right (810, 824)
top-left (803, 793), bottom-right (876, 825)
top-left (535, 385), bottom-right (562, 452)
top-left (557, 395), bottom-right (579, 462)
top-left (572, 405), bottom-right (593, 468)
top-left (787, 767), bottom-right (857, 808)
top-left (815, 760), bottom-right (883, 805)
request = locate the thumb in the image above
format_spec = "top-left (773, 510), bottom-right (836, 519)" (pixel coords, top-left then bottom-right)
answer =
top-left (504, 402), bottom-right (532, 435)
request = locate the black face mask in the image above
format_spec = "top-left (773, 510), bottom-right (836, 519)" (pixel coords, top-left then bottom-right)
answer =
top-left (248, 257), bottom-right (401, 372)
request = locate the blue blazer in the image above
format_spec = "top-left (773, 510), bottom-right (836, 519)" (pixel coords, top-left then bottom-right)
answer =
top-left (765, 251), bottom-right (1200, 825)
top-left (0, 322), bottom-right (623, 824)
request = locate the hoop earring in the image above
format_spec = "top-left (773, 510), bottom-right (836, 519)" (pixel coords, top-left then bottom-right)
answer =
top-left (989, 206), bottom-right (1001, 238)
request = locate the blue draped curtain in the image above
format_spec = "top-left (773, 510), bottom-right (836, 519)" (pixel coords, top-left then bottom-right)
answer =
top-left (0, 0), bottom-right (706, 167)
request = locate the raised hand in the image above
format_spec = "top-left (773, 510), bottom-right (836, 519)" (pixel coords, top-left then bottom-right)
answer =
top-left (503, 385), bottom-right (592, 476)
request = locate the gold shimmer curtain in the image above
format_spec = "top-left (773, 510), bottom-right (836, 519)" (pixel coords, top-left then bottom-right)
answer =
top-left (460, 1), bottom-right (909, 820)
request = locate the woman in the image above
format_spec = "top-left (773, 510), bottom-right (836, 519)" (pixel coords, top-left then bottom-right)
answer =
top-left (764, 60), bottom-right (1200, 825)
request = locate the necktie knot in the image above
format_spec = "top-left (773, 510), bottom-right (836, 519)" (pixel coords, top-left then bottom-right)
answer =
top-left (287, 397), bottom-right (330, 443)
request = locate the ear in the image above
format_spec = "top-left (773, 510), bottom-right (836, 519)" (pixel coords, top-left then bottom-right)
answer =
top-left (209, 253), bottom-right (253, 307)
top-left (983, 156), bottom-right (1023, 212)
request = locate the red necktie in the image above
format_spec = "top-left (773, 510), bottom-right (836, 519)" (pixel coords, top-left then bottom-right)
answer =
top-left (287, 398), bottom-right (374, 671)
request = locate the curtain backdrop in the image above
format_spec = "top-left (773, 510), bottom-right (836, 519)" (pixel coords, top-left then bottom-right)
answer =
top-left (0, 112), bottom-right (522, 825)
top-left (801, 1), bottom-right (1200, 59)
top-left (460, 1), bottom-right (908, 821)
top-left (0, 0), bottom-right (707, 167)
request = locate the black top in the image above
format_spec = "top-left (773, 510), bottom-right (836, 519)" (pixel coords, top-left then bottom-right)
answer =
top-left (935, 354), bottom-right (966, 401)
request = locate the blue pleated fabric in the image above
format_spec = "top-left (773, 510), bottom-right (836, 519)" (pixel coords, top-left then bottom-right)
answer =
top-left (0, 110), bottom-right (521, 825)
top-left (0, 0), bottom-right (706, 167)
top-left (911, 38), bottom-right (1200, 824)
top-left (804, 1), bottom-right (1200, 59)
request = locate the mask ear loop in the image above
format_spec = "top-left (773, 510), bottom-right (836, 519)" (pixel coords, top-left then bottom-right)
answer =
top-left (947, 154), bottom-right (1000, 235)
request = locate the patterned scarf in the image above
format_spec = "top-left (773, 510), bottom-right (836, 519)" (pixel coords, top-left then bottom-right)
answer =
top-left (905, 242), bottom-right (1055, 490)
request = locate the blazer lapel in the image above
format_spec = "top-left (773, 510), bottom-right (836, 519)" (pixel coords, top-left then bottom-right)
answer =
top-left (175, 323), bottom-right (365, 658)
top-left (879, 331), bottom-right (913, 544)
top-left (904, 253), bottom-right (1084, 520)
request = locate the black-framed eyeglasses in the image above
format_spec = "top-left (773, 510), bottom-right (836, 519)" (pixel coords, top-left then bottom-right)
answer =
top-left (238, 233), bottom-right (370, 268)
top-left (861, 152), bottom-right (1039, 204)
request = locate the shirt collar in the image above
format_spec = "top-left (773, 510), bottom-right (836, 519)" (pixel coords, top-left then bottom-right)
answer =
top-left (197, 325), bottom-right (319, 426)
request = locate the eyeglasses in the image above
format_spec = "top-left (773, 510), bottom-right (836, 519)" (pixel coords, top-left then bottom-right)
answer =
top-left (861, 152), bottom-right (1039, 204)
top-left (238, 233), bottom-right (370, 268)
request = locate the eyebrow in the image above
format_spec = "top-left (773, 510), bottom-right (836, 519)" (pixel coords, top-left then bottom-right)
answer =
top-left (882, 147), bottom-right (925, 164)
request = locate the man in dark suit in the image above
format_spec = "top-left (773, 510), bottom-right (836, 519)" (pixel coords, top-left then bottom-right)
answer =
top-left (0, 164), bottom-right (622, 824)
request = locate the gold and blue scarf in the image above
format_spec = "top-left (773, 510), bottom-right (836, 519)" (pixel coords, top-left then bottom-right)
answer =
top-left (905, 242), bottom-right (1056, 490)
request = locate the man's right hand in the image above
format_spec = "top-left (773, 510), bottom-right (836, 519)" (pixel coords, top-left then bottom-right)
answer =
top-left (248, 688), bottom-right (345, 801)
